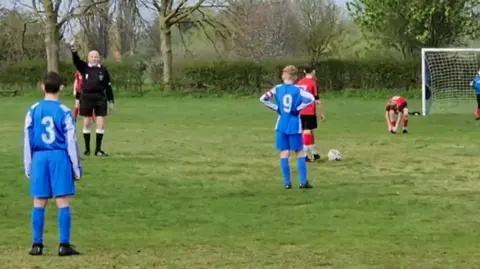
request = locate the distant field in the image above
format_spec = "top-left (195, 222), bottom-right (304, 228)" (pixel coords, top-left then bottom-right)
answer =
top-left (0, 96), bottom-right (479, 269)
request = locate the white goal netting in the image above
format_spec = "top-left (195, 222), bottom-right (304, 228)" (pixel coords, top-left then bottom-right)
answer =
top-left (422, 48), bottom-right (480, 115)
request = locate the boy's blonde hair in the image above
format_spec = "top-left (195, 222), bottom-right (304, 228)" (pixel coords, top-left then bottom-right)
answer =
top-left (282, 65), bottom-right (298, 81)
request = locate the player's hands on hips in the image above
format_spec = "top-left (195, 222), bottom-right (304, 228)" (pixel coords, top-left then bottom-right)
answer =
top-left (290, 110), bottom-right (299, 116)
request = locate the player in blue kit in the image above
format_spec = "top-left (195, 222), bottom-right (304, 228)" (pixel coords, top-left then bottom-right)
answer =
top-left (23, 72), bottom-right (82, 256)
top-left (260, 65), bottom-right (315, 189)
top-left (470, 71), bottom-right (480, 119)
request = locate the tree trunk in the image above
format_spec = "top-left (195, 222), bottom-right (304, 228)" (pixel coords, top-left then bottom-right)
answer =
top-left (159, 18), bottom-right (173, 86)
top-left (43, 0), bottom-right (60, 72)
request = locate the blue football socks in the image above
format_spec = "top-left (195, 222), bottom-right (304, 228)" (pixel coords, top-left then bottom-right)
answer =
top-left (58, 207), bottom-right (71, 244)
top-left (280, 158), bottom-right (291, 185)
top-left (31, 207), bottom-right (45, 244)
top-left (296, 156), bottom-right (307, 185)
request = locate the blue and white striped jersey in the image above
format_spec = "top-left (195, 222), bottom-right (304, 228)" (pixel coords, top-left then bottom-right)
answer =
top-left (23, 100), bottom-right (81, 178)
top-left (260, 83), bottom-right (315, 134)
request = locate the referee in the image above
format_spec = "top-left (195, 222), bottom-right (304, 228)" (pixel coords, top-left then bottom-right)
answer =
top-left (68, 41), bottom-right (114, 157)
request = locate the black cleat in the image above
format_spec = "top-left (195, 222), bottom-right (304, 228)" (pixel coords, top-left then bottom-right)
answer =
top-left (299, 181), bottom-right (313, 189)
top-left (95, 150), bottom-right (108, 157)
top-left (284, 184), bottom-right (292, 189)
top-left (313, 154), bottom-right (320, 161)
top-left (58, 243), bottom-right (80, 256)
top-left (390, 130), bottom-right (396, 134)
top-left (84, 150), bottom-right (90, 156)
top-left (402, 129), bottom-right (408, 134)
top-left (29, 243), bottom-right (44, 256)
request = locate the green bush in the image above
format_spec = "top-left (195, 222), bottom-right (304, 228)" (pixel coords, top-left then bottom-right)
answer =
top-left (0, 57), bottom-right (420, 95)
top-left (0, 58), bottom-right (147, 94)
top-left (178, 58), bottom-right (419, 93)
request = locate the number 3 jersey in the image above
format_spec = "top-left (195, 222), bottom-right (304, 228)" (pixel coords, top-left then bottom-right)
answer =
top-left (260, 83), bottom-right (315, 135)
top-left (23, 100), bottom-right (81, 177)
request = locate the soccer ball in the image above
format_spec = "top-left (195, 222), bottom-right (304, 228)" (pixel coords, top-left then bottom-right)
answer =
top-left (327, 149), bottom-right (341, 161)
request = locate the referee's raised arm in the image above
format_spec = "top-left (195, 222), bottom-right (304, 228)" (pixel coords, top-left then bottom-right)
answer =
top-left (68, 41), bottom-right (87, 73)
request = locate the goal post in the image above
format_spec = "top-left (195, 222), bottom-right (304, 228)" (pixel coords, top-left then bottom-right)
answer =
top-left (421, 48), bottom-right (480, 115)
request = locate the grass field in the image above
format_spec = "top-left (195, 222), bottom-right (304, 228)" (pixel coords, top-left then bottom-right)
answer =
top-left (1, 95), bottom-right (480, 269)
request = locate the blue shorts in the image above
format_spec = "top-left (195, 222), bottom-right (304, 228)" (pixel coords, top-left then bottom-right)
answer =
top-left (275, 131), bottom-right (303, 151)
top-left (30, 150), bottom-right (75, 198)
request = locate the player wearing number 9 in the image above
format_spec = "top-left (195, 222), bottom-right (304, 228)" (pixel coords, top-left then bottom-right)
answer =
top-left (260, 65), bottom-right (315, 189)
top-left (23, 72), bottom-right (81, 256)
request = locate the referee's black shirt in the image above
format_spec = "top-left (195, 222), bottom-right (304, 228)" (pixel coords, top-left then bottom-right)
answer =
top-left (72, 51), bottom-right (114, 103)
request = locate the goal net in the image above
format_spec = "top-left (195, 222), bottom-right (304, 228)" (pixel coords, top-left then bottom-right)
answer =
top-left (422, 48), bottom-right (480, 115)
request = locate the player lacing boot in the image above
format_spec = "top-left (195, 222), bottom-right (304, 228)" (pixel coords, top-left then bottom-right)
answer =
top-left (28, 243), bottom-right (44, 256)
top-left (58, 243), bottom-right (80, 256)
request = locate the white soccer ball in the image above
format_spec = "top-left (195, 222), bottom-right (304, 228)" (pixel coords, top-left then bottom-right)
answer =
top-left (327, 149), bottom-right (341, 161)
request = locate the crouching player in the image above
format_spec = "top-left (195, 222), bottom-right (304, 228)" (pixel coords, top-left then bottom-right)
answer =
top-left (23, 72), bottom-right (82, 256)
top-left (385, 96), bottom-right (408, 134)
top-left (260, 65), bottom-right (315, 189)
top-left (470, 71), bottom-right (480, 119)
top-left (297, 66), bottom-right (325, 162)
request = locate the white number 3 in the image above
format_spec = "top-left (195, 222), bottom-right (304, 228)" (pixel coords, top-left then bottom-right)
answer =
top-left (282, 94), bottom-right (293, 113)
top-left (41, 116), bottom-right (56, 144)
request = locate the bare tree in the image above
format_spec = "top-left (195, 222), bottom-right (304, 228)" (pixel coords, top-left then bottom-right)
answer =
top-left (78, 0), bottom-right (113, 57)
top-left (143, 0), bottom-right (226, 84)
top-left (296, 0), bottom-right (344, 62)
top-left (0, 8), bottom-right (45, 65)
top-left (20, 0), bottom-right (108, 72)
top-left (115, 0), bottom-right (144, 56)
top-left (228, 0), bottom-right (299, 59)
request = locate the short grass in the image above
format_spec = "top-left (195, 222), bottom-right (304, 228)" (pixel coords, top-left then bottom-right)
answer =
top-left (1, 95), bottom-right (480, 269)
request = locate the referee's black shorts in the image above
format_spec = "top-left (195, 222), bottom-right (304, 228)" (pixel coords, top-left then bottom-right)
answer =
top-left (301, 115), bottom-right (317, 130)
top-left (79, 95), bottom-right (108, 117)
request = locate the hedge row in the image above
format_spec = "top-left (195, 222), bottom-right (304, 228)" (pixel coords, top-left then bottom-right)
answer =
top-left (0, 58), bottom-right (420, 93)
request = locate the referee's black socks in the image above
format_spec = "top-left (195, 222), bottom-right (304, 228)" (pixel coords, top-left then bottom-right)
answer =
top-left (95, 129), bottom-right (104, 152)
top-left (82, 128), bottom-right (91, 152)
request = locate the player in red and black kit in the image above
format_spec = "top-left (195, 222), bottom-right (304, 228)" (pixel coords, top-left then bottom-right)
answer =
top-left (385, 96), bottom-right (408, 134)
top-left (73, 70), bottom-right (82, 121)
top-left (296, 67), bottom-right (325, 162)
top-left (73, 69), bottom-right (96, 122)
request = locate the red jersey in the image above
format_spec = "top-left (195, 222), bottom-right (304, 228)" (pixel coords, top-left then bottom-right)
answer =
top-left (386, 96), bottom-right (406, 111)
top-left (74, 71), bottom-right (83, 92)
top-left (296, 77), bottom-right (318, 115)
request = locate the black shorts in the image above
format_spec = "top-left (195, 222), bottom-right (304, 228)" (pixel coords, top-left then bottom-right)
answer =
top-left (75, 92), bottom-right (81, 100)
top-left (477, 94), bottom-right (480, 108)
top-left (300, 115), bottom-right (317, 130)
top-left (79, 96), bottom-right (108, 117)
